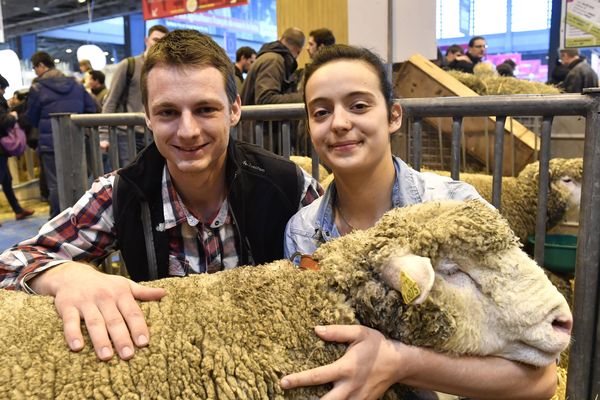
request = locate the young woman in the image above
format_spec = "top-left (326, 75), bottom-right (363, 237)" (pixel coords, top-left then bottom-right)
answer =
top-left (281, 45), bottom-right (557, 399)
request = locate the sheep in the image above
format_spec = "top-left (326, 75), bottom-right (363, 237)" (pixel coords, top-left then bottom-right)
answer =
top-left (428, 158), bottom-right (582, 242)
top-left (290, 155), bottom-right (330, 185)
top-left (0, 200), bottom-right (572, 399)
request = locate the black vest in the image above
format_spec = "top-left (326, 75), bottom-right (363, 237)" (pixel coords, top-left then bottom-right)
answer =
top-left (113, 140), bottom-right (304, 282)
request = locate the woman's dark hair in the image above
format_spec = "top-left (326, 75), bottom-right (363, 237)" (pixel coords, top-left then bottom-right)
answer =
top-left (303, 44), bottom-right (394, 120)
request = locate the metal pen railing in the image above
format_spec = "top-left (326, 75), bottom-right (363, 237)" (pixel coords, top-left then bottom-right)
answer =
top-left (51, 93), bottom-right (600, 397)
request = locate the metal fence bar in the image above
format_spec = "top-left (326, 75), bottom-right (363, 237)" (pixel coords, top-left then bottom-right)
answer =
top-left (108, 126), bottom-right (119, 169)
top-left (281, 121), bottom-right (291, 159)
top-left (491, 116), bottom-right (506, 209)
top-left (411, 118), bottom-right (422, 171)
top-left (87, 127), bottom-right (103, 179)
top-left (567, 91), bottom-right (600, 399)
top-left (533, 117), bottom-right (553, 268)
top-left (51, 113), bottom-right (74, 211)
top-left (450, 117), bottom-right (462, 180)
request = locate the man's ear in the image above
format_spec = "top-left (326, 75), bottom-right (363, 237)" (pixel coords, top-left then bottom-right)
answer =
top-left (145, 114), bottom-right (152, 132)
top-left (388, 103), bottom-right (402, 133)
top-left (230, 95), bottom-right (242, 126)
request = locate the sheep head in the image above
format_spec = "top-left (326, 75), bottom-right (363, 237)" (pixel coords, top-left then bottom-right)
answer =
top-left (314, 200), bottom-right (572, 367)
top-left (517, 158), bottom-right (582, 227)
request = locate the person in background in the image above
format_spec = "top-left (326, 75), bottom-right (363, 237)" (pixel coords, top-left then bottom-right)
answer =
top-left (306, 28), bottom-right (336, 60)
top-left (496, 59), bottom-right (516, 77)
top-left (240, 27), bottom-right (305, 105)
top-left (443, 44), bottom-right (468, 70)
top-left (559, 48), bottom-right (599, 93)
top-left (26, 51), bottom-right (96, 218)
top-left (88, 70), bottom-right (108, 111)
top-left (102, 25), bottom-right (168, 167)
top-left (234, 46), bottom-right (257, 93)
top-left (0, 74), bottom-right (35, 224)
top-left (281, 44), bottom-right (558, 400)
top-left (0, 29), bottom-right (320, 364)
top-left (78, 59), bottom-right (93, 90)
top-left (447, 36), bottom-right (487, 74)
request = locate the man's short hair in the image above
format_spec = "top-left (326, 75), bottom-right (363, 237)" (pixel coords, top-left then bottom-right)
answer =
top-left (559, 48), bottom-right (579, 58)
top-left (445, 44), bottom-right (464, 56)
top-left (31, 51), bottom-right (55, 69)
top-left (468, 36), bottom-right (486, 47)
top-left (309, 28), bottom-right (335, 47)
top-left (89, 70), bottom-right (105, 85)
top-left (236, 46), bottom-right (257, 62)
top-left (148, 24), bottom-right (169, 36)
top-left (281, 27), bottom-right (305, 50)
top-left (141, 29), bottom-right (237, 112)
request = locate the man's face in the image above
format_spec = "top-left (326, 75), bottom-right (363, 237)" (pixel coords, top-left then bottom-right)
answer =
top-left (307, 36), bottom-right (318, 59)
top-left (469, 39), bottom-right (487, 58)
top-left (560, 52), bottom-right (575, 65)
top-left (145, 30), bottom-right (167, 51)
top-left (242, 54), bottom-right (256, 73)
top-left (145, 64), bottom-right (241, 182)
top-left (88, 78), bottom-right (100, 90)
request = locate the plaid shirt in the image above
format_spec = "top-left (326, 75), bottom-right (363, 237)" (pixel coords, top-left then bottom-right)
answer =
top-left (0, 166), bottom-right (321, 292)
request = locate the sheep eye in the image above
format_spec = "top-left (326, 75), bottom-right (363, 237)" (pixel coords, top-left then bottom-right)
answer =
top-left (437, 259), bottom-right (461, 275)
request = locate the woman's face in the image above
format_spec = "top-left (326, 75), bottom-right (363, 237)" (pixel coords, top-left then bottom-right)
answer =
top-left (304, 59), bottom-right (401, 176)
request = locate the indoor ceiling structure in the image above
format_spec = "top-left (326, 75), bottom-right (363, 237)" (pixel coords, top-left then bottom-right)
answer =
top-left (2, 0), bottom-right (142, 40)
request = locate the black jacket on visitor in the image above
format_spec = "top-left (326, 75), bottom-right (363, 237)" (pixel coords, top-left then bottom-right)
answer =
top-left (113, 139), bottom-right (306, 282)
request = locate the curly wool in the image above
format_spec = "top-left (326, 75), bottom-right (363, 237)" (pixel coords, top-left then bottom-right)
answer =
top-left (429, 158), bottom-right (582, 242)
top-left (0, 200), bottom-right (568, 399)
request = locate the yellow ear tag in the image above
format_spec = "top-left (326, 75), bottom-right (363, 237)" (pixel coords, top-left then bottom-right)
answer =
top-left (400, 270), bottom-right (421, 304)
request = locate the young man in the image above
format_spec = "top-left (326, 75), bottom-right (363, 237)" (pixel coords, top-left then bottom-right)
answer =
top-left (26, 51), bottom-right (96, 218)
top-left (0, 30), bottom-right (319, 362)
top-left (306, 28), bottom-right (335, 59)
top-left (234, 46), bottom-right (257, 93)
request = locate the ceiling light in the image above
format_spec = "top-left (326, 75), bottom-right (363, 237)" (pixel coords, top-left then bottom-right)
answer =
top-left (33, 6), bottom-right (41, 11)
top-left (78, 0), bottom-right (87, 3)
top-left (104, 51), bottom-right (109, 56)
top-left (54, 59), bottom-right (60, 64)
top-left (66, 49), bottom-right (72, 54)
top-left (110, 57), bottom-right (115, 62)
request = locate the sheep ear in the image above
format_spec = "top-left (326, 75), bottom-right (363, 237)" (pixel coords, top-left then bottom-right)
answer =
top-left (381, 253), bottom-right (435, 305)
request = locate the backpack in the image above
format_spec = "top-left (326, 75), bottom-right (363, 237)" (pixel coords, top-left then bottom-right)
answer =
top-left (118, 56), bottom-right (136, 112)
top-left (0, 122), bottom-right (27, 157)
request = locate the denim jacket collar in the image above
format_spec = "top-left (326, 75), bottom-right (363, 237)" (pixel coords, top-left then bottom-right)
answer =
top-left (314, 156), bottom-right (418, 244)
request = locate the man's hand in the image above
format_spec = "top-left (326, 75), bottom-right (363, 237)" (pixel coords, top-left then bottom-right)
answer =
top-left (29, 262), bottom-right (166, 361)
top-left (280, 325), bottom-right (408, 400)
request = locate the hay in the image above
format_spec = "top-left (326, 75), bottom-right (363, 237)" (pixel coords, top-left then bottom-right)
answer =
top-left (447, 66), bottom-right (561, 96)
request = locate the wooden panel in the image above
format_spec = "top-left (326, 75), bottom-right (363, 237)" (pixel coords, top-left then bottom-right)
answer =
top-left (394, 54), bottom-right (538, 175)
top-left (276, 0), bottom-right (348, 69)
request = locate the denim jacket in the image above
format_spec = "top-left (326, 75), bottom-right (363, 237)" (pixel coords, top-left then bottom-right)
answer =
top-left (284, 156), bottom-right (484, 259)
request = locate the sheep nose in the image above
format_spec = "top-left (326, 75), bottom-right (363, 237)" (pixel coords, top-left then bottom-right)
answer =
top-left (552, 315), bottom-right (573, 335)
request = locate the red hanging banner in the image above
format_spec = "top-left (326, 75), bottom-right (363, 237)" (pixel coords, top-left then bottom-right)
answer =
top-left (143, 0), bottom-right (248, 20)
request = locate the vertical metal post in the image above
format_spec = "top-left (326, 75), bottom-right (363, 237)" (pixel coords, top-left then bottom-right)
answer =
top-left (311, 150), bottom-right (321, 182)
top-left (491, 116), bottom-right (506, 209)
top-left (51, 113), bottom-right (74, 211)
top-left (108, 126), bottom-right (119, 169)
top-left (411, 118), bottom-right (422, 171)
top-left (281, 121), bottom-right (291, 158)
top-left (437, 117), bottom-right (444, 170)
top-left (127, 126), bottom-right (136, 163)
top-left (533, 116), bottom-right (553, 268)
top-left (450, 117), bottom-right (462, 180)
top-left (567, 92), bottom-right (600, 399)
top-left (254, 123), bottom-right (263, 148)
top-left (88, 127), bottom-right (103, 178)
